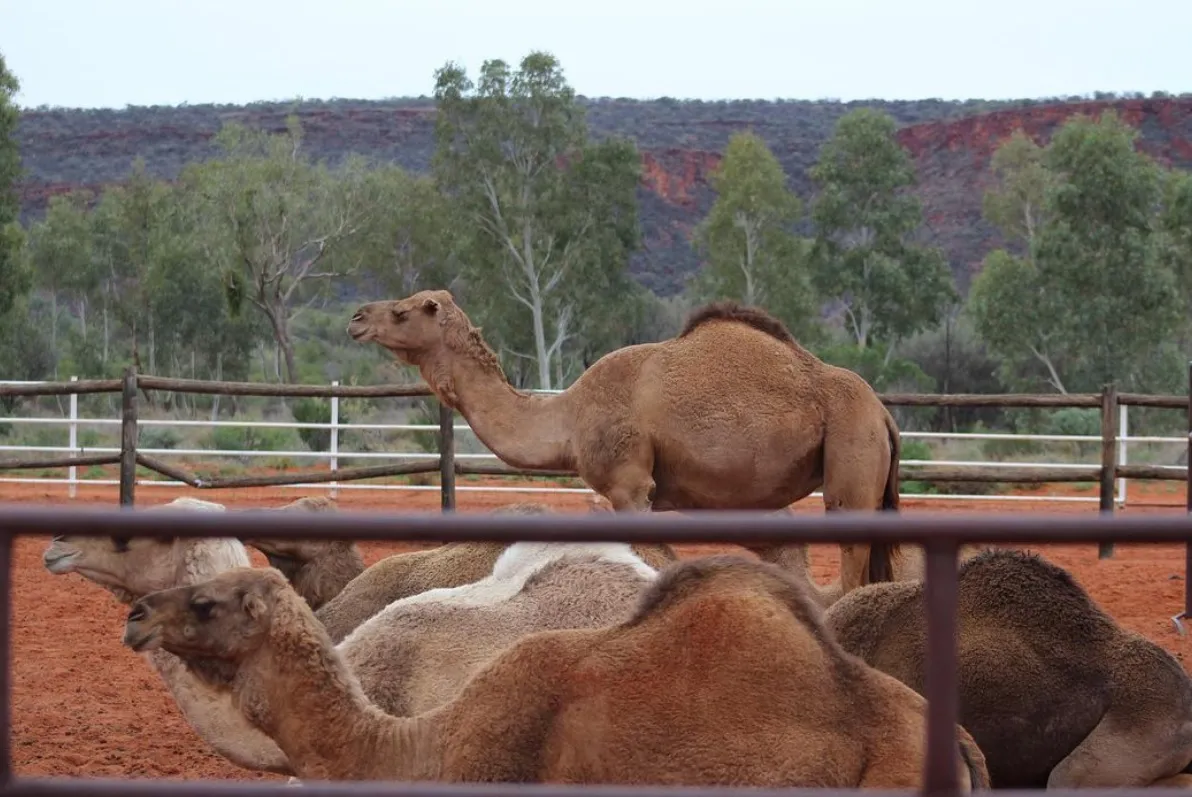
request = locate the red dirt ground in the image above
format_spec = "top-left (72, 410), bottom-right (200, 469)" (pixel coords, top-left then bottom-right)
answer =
top-left (6, 478), bottom-right (1191, 782)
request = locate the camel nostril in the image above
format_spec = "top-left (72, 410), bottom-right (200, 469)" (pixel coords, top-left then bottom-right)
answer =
top-left (127, 605), bottom-right (147, 623)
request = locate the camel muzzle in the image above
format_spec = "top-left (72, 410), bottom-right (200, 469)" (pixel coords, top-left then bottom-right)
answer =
top-left (122, 601), bottom-right (161, 652)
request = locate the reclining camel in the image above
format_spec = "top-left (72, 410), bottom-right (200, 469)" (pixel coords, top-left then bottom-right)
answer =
top-left (310, 501), bottom-right (676, 643)
top-left (825, 548), bottom-right (1192, 789)
top-left (45, 500), bottom-right (674, 778)
top-left (347, 291), bottom-right (906, 590)
top-left (123, 558), bottom-right (989, 788)
top-left (241, 496), bottom-right (366, 611)
top-left (42, 495), bottom-right (289, 773)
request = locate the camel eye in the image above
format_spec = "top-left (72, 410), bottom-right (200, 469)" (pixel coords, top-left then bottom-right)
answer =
top-left (190, 599), bottom-right (216, 621)
top-left (392, 309), bottom-right (409, 323)
top-left (111, 536), bottom-right (131, 553)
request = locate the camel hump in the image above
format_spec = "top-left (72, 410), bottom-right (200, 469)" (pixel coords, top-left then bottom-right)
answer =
top-left (678, 300), bottom-right (797, 346)
top-left (959, 549), bottom-right (1111, 626)
top-left (626, 555), bottom-right (831, 641)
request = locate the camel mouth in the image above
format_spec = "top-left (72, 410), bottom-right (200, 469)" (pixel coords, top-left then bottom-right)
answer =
top-left (346, 323), bottom-right (372, 342)
top-left (122, 625), bottom-right (161, 653)
top-left (42, 550), bottom-right (79, 574)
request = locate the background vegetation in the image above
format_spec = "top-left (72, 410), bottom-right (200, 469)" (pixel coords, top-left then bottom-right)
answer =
top-left (3, 50), bottom-right (1191, 493)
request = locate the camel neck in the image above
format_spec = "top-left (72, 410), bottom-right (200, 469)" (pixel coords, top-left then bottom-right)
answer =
top-left (420, 350), bottom-right (574, 471)
top-left (247, 615), bottom-right (441, 781)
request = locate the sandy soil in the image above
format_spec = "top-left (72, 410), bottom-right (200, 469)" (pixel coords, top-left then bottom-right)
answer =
top-left (6, 477), bottom-right (1191, 781)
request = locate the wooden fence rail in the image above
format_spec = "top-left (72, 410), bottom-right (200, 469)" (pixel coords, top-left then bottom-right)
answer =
top-left (2, 368), bottom-right (1190, 534)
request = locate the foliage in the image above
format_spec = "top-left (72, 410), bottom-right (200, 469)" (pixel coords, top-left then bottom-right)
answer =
top-left (179, 117), bottom-right (383, 382)
top-left (968, 111), bottom-right (1183, 394)
top-left (686, 131), bottom-right (819, 341)
top-left (290, 397), bottom-right (352, 453)
top-left (0, 50), bottom-right (32, 361)
top-left (431, 51), bottom-right (643, 389)
top-left (808, 108), bottom-right (957, 354)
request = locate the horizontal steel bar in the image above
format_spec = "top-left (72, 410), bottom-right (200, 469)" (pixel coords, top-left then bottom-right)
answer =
top-left (3, 776), bottom-right (1185, 797)
top-left (2, 504), bottom-right (1191, 544)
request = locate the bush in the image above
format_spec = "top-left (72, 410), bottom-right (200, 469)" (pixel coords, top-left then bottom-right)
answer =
top-left (209, 426), bottom-right (297, 465)
top-left (290, 398), bottom-right (350, 453)
top-left (140, 427), bottom-right (181, 450)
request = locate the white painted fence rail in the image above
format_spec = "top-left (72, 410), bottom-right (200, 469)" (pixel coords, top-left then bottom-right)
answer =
top-left (0, 379), bottom-right (1182, 506)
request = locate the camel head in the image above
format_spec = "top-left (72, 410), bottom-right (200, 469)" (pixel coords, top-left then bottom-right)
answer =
top-left (123, 567), bottom-right (291, 669)
top-left (347, 289), bottom-right (459, 365)
top-left (43, 497), bottom-right (230, 603)
top-left (240, 495), bottom-right (341, 576)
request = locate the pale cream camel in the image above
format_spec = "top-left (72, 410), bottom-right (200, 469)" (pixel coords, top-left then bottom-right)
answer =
top-left (347, 291), bottom-right (904, 588)
top-left (123, 558), bottom-right (989, 788)
top-left (314, 501), bottom-right (676, 644)
top-left (42, 496), bottom-right (292, 774)
top-left (824, 548), bottom-right (1192, 789)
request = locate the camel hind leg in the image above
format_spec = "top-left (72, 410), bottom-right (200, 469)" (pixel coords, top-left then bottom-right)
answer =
top-left (1047, 715), bottom-right (1192, 788)
top-left (820, 422), bottom-right (899, 590)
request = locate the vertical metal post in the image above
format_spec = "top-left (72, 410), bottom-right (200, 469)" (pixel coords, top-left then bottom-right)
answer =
top-left (0, 534), bottom-right (11, 786)
top-left (119, 367), bottom-right (138, 507)
top-left (1117, 403), bottom-right (1127, 509)
top-left (1176, 361), bottom-right (1192, 634)
top-left (329, 381), bottom-right (339, 499)
top-left (1098, 383), bottom-right (1117, 559)
top-left (923, 539), bottom-right (960, 796)
top-left (439, 401), bottom-right (456, 512)
top-left (68, 375), bottom-right (78, 500)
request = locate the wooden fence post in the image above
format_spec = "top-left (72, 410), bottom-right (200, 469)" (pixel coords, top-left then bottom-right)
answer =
top-left (119, 367), bottom-right (138, 507)
top-left (439, 401), bottom-right (456, 512)
top-left (1098, 382), bottom-right (1118, 559)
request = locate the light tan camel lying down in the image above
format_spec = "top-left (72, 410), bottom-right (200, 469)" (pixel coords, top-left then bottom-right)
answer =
top-left (302, 502), bottom-right (676, 644)
top-left (825, 548), bottom-right (1192, 789)
top-left (46, 505), bottom-right (671, 778)
top-left (123, 557), bottom-right (990, 788)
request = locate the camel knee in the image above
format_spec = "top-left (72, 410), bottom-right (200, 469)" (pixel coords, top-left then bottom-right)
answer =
top-left (603, 476), bottom-right (656, 512)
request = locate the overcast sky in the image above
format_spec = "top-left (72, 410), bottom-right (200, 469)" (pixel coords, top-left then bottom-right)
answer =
top-left (3, 0), bottom-right (1190, 109)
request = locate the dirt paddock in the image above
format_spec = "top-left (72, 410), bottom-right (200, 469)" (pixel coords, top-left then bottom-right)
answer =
top-left (5, 477), bottom-right (1191, 781)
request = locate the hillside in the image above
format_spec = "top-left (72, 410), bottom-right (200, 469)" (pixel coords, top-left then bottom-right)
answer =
top-left (14, 94), bottom-right (1192, 296)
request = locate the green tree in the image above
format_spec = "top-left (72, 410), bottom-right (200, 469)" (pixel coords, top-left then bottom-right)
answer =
top-left (181, 117), bottom-right (380, 382)
top-left (688, 130), bottom-right (819, 341)
top-left (970, 112), bottom-right (1181, 393)
top-left (432, 51), bottom-right (642, 390)
top-left (0, 51), bottom-right (29, 318)
top-left (808, 108), bottom-right (956, 355)
top-left (348, 164), bottom-right (463, 296)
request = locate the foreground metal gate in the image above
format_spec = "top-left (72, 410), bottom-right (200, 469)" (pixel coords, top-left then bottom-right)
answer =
top-left (0, 505), bottom-right (1189, 797)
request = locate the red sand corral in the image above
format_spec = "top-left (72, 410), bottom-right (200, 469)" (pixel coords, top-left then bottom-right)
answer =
top-left (5, 477), bottom-right (1191, 782)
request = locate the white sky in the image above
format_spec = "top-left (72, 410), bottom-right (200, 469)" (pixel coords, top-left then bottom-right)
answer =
top-left (3, 0), bottom-right (1190, 109)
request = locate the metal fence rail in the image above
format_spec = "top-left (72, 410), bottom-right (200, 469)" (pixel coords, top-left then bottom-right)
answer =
top-left (2, 373), bottom-right (1189, 509)
top-left (1, 506), bottom-right (1192, 797)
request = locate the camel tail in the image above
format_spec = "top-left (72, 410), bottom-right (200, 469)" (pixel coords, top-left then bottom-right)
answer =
top-left (867, 410), bottom-right (902, 584)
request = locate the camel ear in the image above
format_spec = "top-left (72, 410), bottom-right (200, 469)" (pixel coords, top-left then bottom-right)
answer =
top-left (421, 297), bottom-right (441, 315)
top-left (241, 590), bottom-right (267, 621)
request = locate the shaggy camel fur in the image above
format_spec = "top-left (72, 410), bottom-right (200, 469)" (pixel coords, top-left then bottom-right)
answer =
top-left (347, 290), bottom-right (904, 591)
top-left (825, 548), bottom-right (1192, 789)
top-left (41, 496), bottom-right (292, 774)
top-left (314, 501), bottom-right (676, 643)
top-left (124, 558), bottom-right (989, 788)
top-left (242, 496), bottom-right (366, 611)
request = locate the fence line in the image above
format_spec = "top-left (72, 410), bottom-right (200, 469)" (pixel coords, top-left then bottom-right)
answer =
top-left (1, 372), bottom-right (1189, 518)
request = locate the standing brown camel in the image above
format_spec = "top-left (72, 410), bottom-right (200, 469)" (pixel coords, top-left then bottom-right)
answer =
top-left (347, 290), bottom-right (905, 586)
